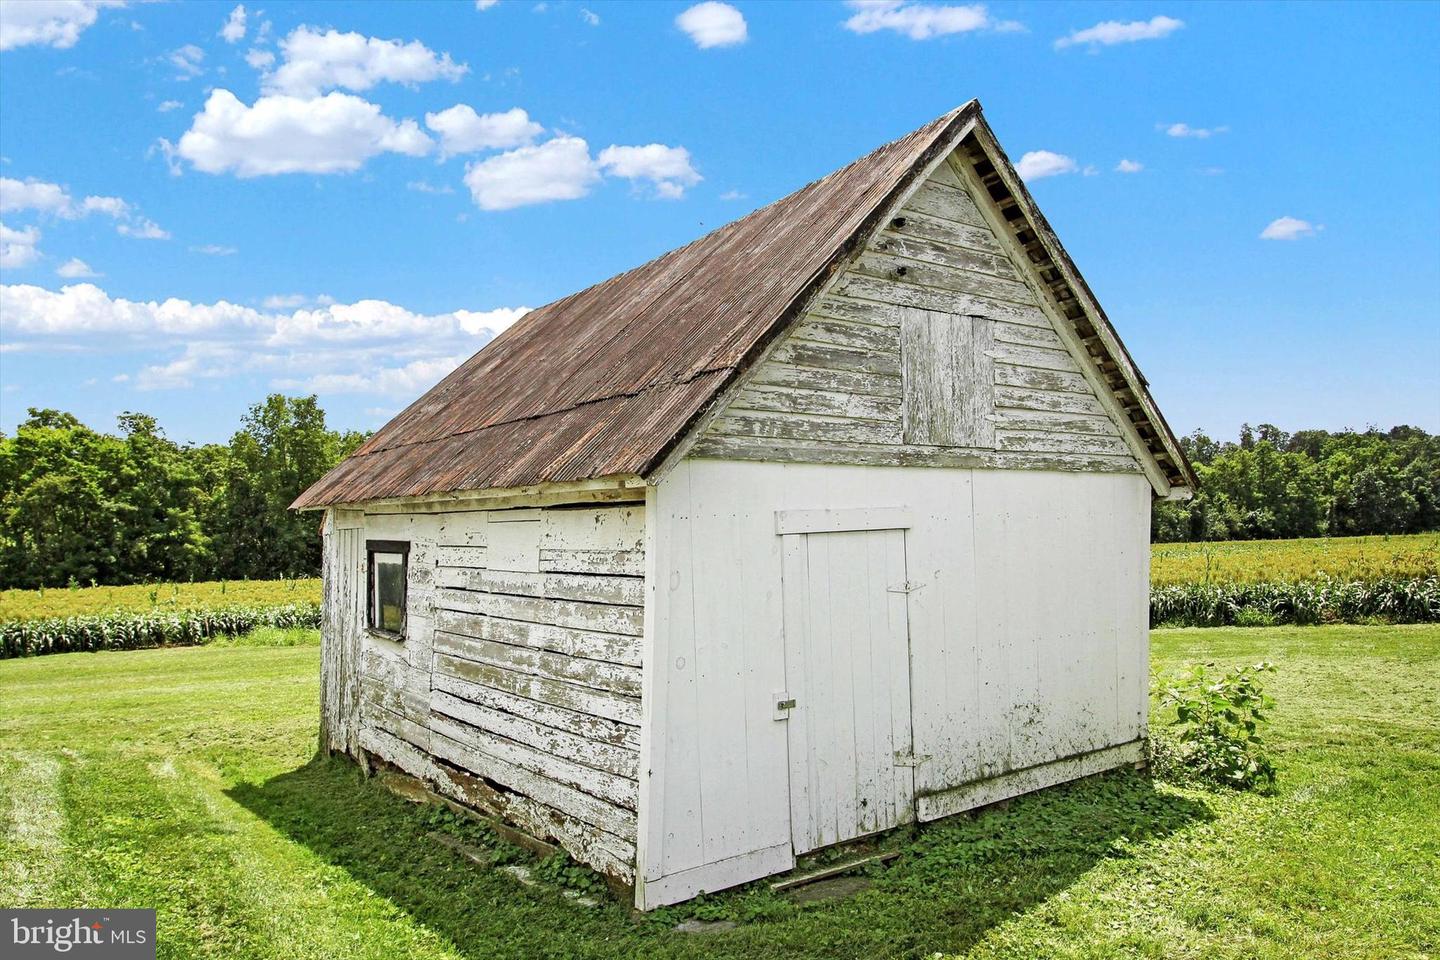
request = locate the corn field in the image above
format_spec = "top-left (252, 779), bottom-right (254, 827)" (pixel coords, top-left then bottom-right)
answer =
top-left (1149, 576), bottom-right (1440, 627)
top-left (1, 603), bottom-right (321, 658)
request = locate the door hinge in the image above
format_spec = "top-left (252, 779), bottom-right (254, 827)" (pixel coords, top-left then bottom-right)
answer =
top-left (893, 750), bottom-right (931, 767)
top-left (886, 581), bottom-right (925, 595)
top-left (773, 691), bottom-right (796, 721)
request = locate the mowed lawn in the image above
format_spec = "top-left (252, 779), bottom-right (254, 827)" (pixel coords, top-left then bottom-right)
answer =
top-left (1, 626), bottom-right (1437, 959)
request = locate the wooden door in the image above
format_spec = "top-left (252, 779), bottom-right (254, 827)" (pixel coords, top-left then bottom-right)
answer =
top-left (781, 526), bottom-right (916, 854)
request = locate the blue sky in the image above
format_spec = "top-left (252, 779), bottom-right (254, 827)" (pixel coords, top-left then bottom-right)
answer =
top-left (1, 0), bottom-right (1437, 445)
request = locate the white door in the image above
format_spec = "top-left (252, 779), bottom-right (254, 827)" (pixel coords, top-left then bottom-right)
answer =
top-left (781, 526), bottom-right (916, 854)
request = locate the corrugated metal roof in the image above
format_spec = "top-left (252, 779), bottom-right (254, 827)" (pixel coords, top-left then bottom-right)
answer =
top-left (294, 100), bottom-right (1192, 509)
top-left (294, 103), bottom-right (976, 508)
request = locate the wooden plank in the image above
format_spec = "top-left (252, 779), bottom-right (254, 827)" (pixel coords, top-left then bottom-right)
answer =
top-left (835, 273), bottom-right (1050, 329)
top-left (873, 230), bottom-right (1020, 282)
top-left (747, 360), bottom-right (902, 398)
top-left (430, 714), bottom-right (638, 811)
top-left (850, 251), bottom-right (1037, 307)
top-left (709, 411), bottom-right (902, 446)
top-left (883, 208), bottom-right (1006, 257)
top-left (434, 607), bottom-right (642, 667)
top-left (989, 342), bottom-right (1082, 373)
top-left (434, 587), bottom-right (644, 636)
top-left (768, 339), bottom-right (902, 377)
top-left (774, 507), bottom-right (912, 535)
top-left (431, 689), bottom-right (639, 780)
top-left (994, 362), bottom-right (1092, 394)
top-left (426, 757), bottom-right (636, 882)
top-left (435, 545), bottom-right (487, 568)
top-left (434, 567), bottom-right (644, 607)
top-left (540, 548), bottom-right (645, 577)
top-left (688, 434), bottom-right (1141, 474)
top-left (899, 179), bottom-right (987, 227)
top-left (729, 384), bottom-right (902, 423)
top-left (994, 430), bottom-right (1133, 457)
top-left (994, 410), bottom-right (1122, 437)
top-left (485, 517), bottom-right (540, 573)
top-left (435, 631), bottom-right (643, 697)
top-left (434, 652), bottom-right (641, 725)
top-left (540, 505), bottom-right (645, 553)
top-left (991, 320), bottom-right (1065, 349)
top-left (429, 725), bottom-right (638, 837)
top-left (432, 671), bottom-right (641, 751)
top-left (994, 385), bottom-right (1106, 416)
top-left (900, 309), bottom-right (995, 447)
top-left (788, 316), bottom-right (901, 352)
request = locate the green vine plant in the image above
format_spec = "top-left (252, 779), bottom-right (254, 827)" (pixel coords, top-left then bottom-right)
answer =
top-left (1151, 661), bottom-right (1278, 791)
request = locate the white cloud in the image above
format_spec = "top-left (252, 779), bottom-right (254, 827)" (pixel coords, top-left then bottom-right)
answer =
top-left (0, 177), bottom-right (72, 215)
top-left (1163, 122), bottom-right (1228, 139)
top-left (719, 189), bottom-right (746, 201)
top-left (56, 257), bottom-right (98, 278)
top-left (598, 144), bottom-right (701, 199)
top-left (1055, 15), bottom-right (1183, 49)
top-left (245, 47), bottom-right (275, 70)
top-left (475, 0), bottom-right (499, 8)
top-left (0, 178), bottom-right (161, 238)
top-left (676, 2), bottom-right (747, 48)
top-left (169, 43), bottom-right (205, 79)
top-left (116, 217), bottom-right (169, 239)
top-left (580, 7), bottom-right (599, 25)
top-left (406, 179), bottom-right (455, 194)
top-left (1015, 150), bottom-right (1077, 181)
top-left (190, 244), bottom-right (237, 255)
top-left (1259, 217), bottom-right (1320, 241)
top-left (1, 281), bottom-right (532, 395)
top-left (1115, 158), bottom-right (1143, 173)
top-left (0, 222), bottom-right (41, 268)
top-left (175, 89), bottom-right (433, 177)
top-left (158, 99), bottom-right (184, 112)
top-left (283, 355), bottom-right (469, 395)
top-left (220, 5), bottom-right (246, 43)
top-left (0, 0), bottom-right (123, 52)
top-left (842, 1), bottom-right (1023, 39)
top-left (425, 105), bottom-right (542, 158)
top-left (463, 136), bottom-right (600, 210)
top-left (264, 26), bottom-right (468, 98)
top-left (261, 293), bottom-right (334, 310)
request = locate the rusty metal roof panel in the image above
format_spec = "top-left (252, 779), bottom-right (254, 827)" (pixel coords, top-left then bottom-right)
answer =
top-left (294, 104), bottom-right (975, 508)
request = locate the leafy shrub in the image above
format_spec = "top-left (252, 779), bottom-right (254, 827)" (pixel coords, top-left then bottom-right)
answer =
top-left (0, 602), bottom-right (321, 658)
top-left (0, 577), bottom-right (321, 623)
top-left (1154, 661), bottom-right (1277, 790)
top-left (1150, 575), bottom-right (1439, 628)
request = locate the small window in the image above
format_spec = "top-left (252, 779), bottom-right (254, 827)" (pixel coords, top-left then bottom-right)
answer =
top-left (366, 540), bottom-right (409, 639)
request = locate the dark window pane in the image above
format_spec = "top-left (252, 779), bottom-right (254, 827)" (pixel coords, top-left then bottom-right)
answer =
top-left (372, 551), bottom-right (405, 635)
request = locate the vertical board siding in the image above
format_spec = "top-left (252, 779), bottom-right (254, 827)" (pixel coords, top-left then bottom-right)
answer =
top-left (900, 309), bottom-right (995, 447)
top-left (327, 500), bottom-right (645, 884)
top-left (640, 459), bottom-right (1150, 907)
top-left (692, 157), bottom-right (1138, 476)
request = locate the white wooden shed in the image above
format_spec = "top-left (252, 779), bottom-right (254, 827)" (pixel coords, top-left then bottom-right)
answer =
top-left (294, 101), bottom-right (1196, 909)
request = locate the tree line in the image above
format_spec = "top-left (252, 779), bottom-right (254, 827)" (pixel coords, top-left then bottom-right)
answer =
top-left (1, 399), bottom-right (1437, 588)
top-left (1153, 424), bottom-right (1440, 542)
top-left (0, 396), bottom-right (365, 589)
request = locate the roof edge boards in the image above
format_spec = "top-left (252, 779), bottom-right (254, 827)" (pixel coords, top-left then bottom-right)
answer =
top-left (961, 118), bottom-right (1197, 490)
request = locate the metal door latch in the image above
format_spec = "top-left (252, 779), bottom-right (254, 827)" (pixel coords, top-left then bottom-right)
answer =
top-left (893, 750), bottom-right (932, 767)
top-left (886, 581), bottom-right (925, 594)
top-left (773, 691), bottom-right (796, 721)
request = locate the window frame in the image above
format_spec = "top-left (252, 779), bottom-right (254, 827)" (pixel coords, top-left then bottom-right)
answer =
top-left (365, 539), bottom-right (410, 641)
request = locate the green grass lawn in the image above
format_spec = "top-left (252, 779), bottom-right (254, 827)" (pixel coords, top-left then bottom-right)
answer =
top-left (1, 625), bottom-right (1437, 959)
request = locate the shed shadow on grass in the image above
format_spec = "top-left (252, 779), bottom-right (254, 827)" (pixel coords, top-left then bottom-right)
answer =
top-left (228, 754), bottom-right (1213, 959)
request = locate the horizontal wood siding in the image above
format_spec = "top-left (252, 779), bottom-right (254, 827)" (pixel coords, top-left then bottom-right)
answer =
top-left (345, 500), bottom-right (644, 884)
top-left (696, 157), bottom-right (1140, 476)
